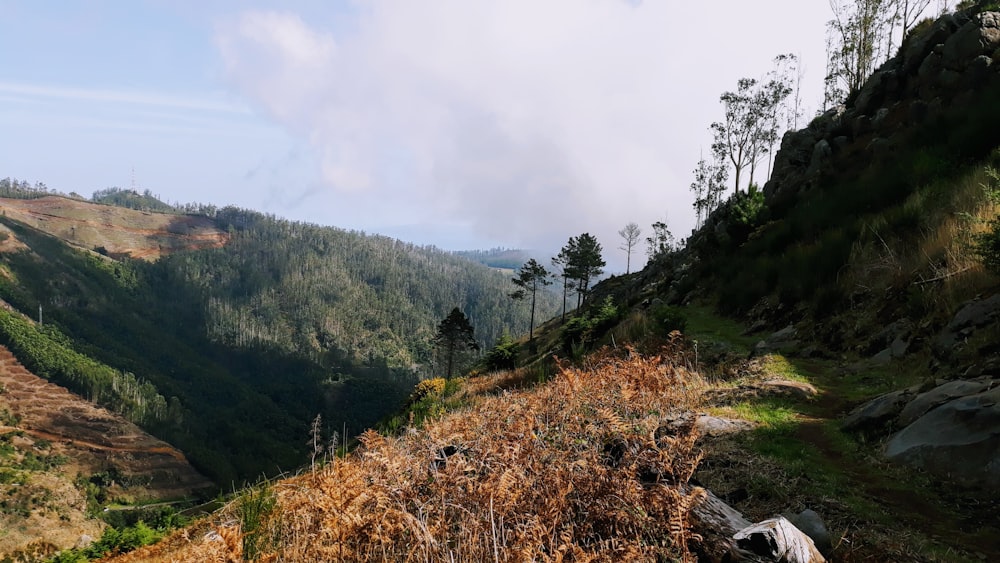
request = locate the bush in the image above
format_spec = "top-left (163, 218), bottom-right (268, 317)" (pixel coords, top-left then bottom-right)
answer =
top-left (650, 305), bottom-right (687, 336)
top-left (483, 333), bottom-right (519, 371)
top-left (974, 216), bottom-right (1000, 274)
top-left (408, 378), bottom-right (447, 405)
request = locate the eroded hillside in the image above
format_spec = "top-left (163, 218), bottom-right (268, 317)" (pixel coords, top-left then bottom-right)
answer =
top-left (0, 196), bottom-right (228, 260)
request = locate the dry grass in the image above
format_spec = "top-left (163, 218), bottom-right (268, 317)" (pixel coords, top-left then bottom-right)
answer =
top-left (110, 345), bottom-right (712, 562)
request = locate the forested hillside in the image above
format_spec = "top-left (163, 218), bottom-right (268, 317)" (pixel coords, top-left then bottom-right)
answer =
top-left (0, 195), bottom-right (558, 485)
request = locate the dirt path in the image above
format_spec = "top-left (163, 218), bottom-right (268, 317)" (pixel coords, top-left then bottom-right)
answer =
top-left (786, 363), bottom-right (1000, 559)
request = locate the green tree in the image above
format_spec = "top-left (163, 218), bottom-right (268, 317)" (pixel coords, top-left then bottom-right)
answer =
top-left (566, 233), bottom-right (605, 309)
top-left (618, 222), bottom-right (642, 274)
top-left (434, 307), bottom-right (479, 378)
top-left (551, 247), bottom-right (577, 324)
top-left (825, 0), bottom-right (895, 106)
top-left (510, 259), bottom-right (552, 341)
top-left (646, 221), bottom-right (676, 260)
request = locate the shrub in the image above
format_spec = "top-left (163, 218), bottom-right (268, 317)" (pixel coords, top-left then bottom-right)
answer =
top-left (974, 216), bottom-right (1000, 274)
top-left (407, 378), bottom-right (446, 405)
top-left (483, 333), bottom-right (519, 371)
top-left (650, 305), bottom-right (687, 336)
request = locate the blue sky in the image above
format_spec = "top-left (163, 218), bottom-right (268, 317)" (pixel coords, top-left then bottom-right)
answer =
top-left (0, 1), bottom-right (945, 270)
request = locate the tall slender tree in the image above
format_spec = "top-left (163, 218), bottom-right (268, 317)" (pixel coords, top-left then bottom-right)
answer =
top-left (646, 221), bottom-right (676, 260)
top-left (434, 307), bottom-right (479, 379)
top-left (551, 246), bottom-right (577, 324)
top-left (510, 259), bottom-right (551, 341)
top-left (618, 222), bottom-right (642, 274)
top-left (567, 233), bottom-right (605, 309)
top-left (825, 0), bottom-right (894, 106)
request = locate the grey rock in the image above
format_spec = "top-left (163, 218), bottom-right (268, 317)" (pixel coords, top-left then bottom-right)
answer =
top-left (890, 336), bottom-right (910, 359)
top-left (759, 379), bottom-right (819, 400)
top-left (696, 415), bottom-right (756, 437)
top-left (935, 293), bottom-right (1000, 352)
top-left (885, 386), bottom-right (1000, 489)
top-left (871, 348), bottom-right (893, 365)
top-left (938, 68), bottom-right (963, 89)
top-left (872, 107), bottom-right (891, 129)
top-left (853, 114), bottom-right (873, 137)
top-left (842, 387), bottom-right (918, 434)
top-left (902, 15), bottom-right (958, 75)
top-left (918, 51), bottom-right (944, 84)
top-left (942, 12), bottom-right (1000, 70)
top-left (898, 378), bottom-right (995, 426)
top-left (867, 136), bottom-right (894, 159)
top-left (807, 139), bottom-right (833, 176)
top-left (786, 509), bottom-right (832, 558)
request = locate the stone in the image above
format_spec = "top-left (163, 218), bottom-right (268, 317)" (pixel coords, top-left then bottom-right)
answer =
top-left (732, 517), bottom-right (826, 562)
top-left (759, 379), bottom-right (819, 400)
top-left (695, 415), bottom-right (756, 437)
top-left (870, 348), bottom-right (892, 365)
top-left (842, 387), bottom-right (917, 434)
top-left (807, 140), bottom-right (833, 176)
top-left (872, 107), bottom-right (891, 129)
top-left (753, 325), bottom-right (800, 356)
top-left (942, 13), bottom-right (1000, 71)
top-left (898, 378), bottom-right (994, 426)
top-left (885, 386), bottom-right (1000, 489)
top-left (889, 336), bottom-right (910, 359)
top-left (935, 294), bottom-right (1000, 353)
top-left (786, 509), bottom-right (832, 558)
top-left (902, 15), bottom-right (957, 75)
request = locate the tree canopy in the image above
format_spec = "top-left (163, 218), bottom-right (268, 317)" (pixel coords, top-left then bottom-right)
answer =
top-left (435, 308), bottom-right (479, 379)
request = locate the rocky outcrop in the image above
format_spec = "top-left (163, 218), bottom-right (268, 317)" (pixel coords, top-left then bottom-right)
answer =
top-left (885, 385), bottom-right (1000, 489)
top-left (763, 10), bottom-right (1000, 205)
top-left (934, 293), bottom-right (1000, 354)
top-left (843, 377), bottom-right (1000, 488)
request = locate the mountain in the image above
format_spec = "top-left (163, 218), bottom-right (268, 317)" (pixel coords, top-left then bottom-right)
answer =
top-left (452, 247), bottom-right (531, 270)
top-left (99, 6), bottom-right (1000, 561)
top-left (0, 190), bottom-right (559, 488)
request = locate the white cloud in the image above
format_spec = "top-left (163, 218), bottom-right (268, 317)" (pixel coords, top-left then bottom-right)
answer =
top-left (215, 0), bottom-right (828, 268)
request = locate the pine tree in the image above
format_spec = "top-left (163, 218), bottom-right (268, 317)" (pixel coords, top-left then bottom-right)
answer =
top-left (510, 259), bottom-right (552, 341)
top-left (567, 233), bottom-right (605, 309)
top-left (434, 308), bottom-right (479, 378)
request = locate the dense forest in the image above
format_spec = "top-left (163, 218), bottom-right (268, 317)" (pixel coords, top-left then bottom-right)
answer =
top-left (0, 190), bottom-right (560, 485)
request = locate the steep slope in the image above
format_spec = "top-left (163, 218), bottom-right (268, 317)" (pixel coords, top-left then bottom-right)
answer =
top-left (0, 345), bottom-right (211, 560)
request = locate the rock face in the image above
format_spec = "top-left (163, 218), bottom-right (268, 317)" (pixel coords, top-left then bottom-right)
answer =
top-left (885, 386), bottom-right (1000, 489)
top-left (761, 10), bottom-right (1000, 205)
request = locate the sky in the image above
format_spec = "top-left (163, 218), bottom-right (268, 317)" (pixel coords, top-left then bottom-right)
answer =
top-left (0, 1), bottom-right (869, 271)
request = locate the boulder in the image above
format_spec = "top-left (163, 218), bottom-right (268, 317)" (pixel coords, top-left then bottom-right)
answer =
top-left (885, 386), bottom-right (1000, 489)
top-left (941, 12), bottom-right (1000, 71)
top-left (841, 387), bottom-right (918, 434)
top-left (754, 325), bottom-right (799, 355)
top-left (696, 415), bottom-right (756, 437)
top-left (934, 293), bottom-right (1000, 353)
top-left (902, 14), bottom-right (957, 75)
top-left (898, 378), bottom-right (995, 426)
top-left (759, 379), bottom-right (819, 401)
top-left (731, 517), bottom-right (826, 562)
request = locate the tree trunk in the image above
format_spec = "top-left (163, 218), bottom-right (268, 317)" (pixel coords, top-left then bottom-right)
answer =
top-left (529, 284), bottom-right (536, 341)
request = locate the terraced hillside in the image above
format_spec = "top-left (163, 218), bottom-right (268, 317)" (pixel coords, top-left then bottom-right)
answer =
top-left (0, 345), bottom-right (212, 559)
